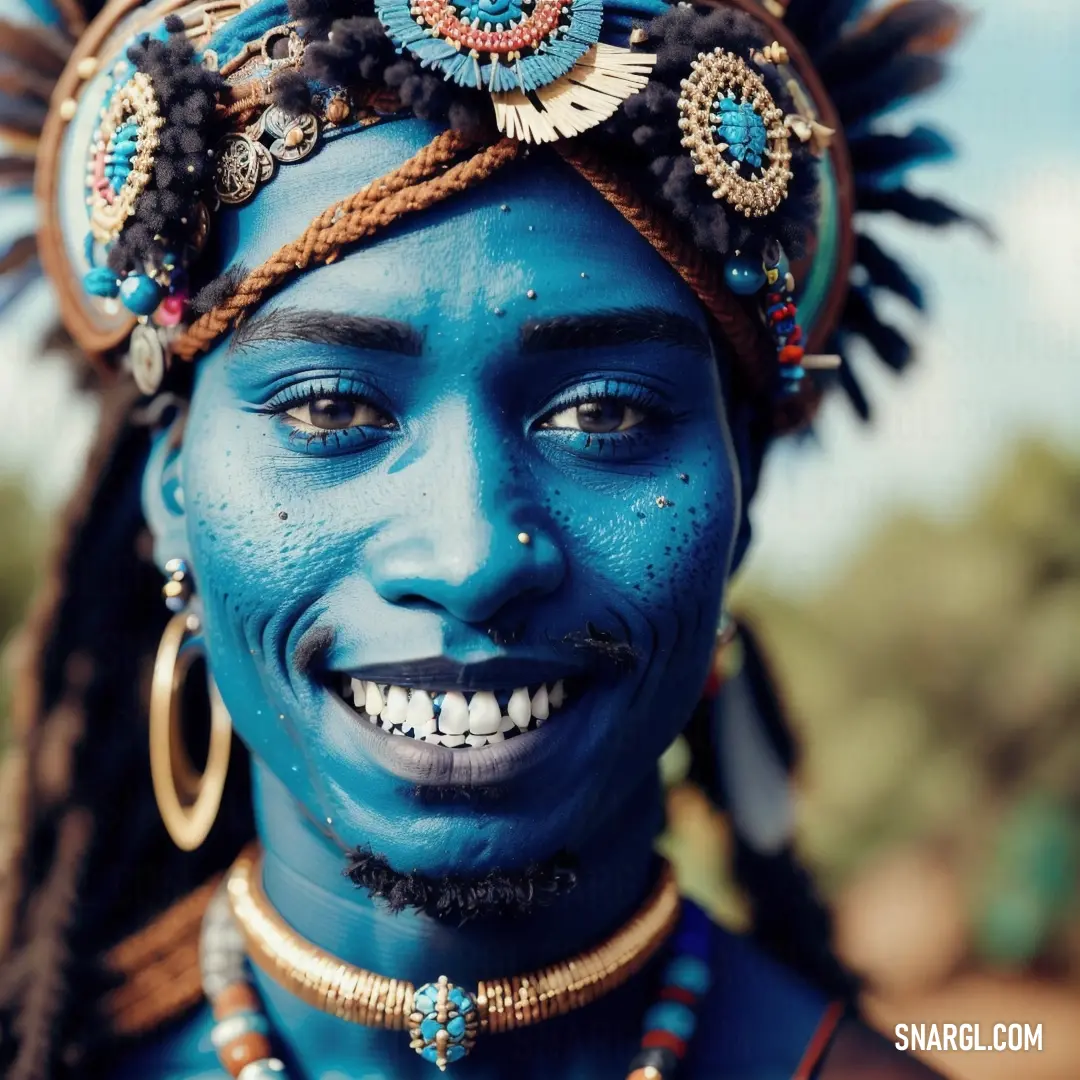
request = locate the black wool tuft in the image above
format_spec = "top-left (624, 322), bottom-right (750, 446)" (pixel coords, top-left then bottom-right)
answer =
top-left (271, 69), bottom-right (313, 114)
top-left (107, 28), bottom-right (224, 280)
top-left (191, 263), bottom-right (249, 314)
top-left (344, 849), bottom-right (579, 923)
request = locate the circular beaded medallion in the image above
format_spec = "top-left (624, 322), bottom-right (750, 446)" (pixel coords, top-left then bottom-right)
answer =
top-left (376, 0), bottom-right (603, 94)
top-left (408, 976), bottom-right (479, 1070)
top-left (677, 48), bottom-right (792, 218)
top-left (85, 72), bottom-right (164, 242)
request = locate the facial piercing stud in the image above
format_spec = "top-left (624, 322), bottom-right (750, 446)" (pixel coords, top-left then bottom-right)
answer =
top-left (517, 531), bottom-right (531, 546)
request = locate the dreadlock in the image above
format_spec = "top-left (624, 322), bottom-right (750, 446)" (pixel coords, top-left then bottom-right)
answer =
top-left (0, 382), bottom-right (254, 1079)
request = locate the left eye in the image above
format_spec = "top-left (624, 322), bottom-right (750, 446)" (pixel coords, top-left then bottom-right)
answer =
top-left (285, 397), bottom-right (394, 431)
top-left (541, 400), bottom-right (645, 434)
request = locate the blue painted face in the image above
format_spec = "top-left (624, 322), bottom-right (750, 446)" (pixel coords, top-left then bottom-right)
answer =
top-left (146, 120), bottom-right (743, 875)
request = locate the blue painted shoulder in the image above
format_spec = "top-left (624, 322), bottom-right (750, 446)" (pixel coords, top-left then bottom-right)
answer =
top-left (685, 924), bottom-right (840, 1080)
top-left (108, 1002), bottom-right (223, 1080)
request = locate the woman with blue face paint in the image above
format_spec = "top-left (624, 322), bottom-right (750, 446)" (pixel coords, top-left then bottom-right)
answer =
top-left (0, 0), bottom-right (972, 1076)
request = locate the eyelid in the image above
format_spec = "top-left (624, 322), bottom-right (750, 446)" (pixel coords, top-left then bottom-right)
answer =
top-left (532, 378), bottom-right (668, 428)
top-left (259, 374), bottom-right (394, 417)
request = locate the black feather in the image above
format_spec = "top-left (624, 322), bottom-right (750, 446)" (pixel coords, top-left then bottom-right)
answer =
top-left (818, 0), bottom-right (962, 84)
top-left (857, 185), bottom-right (992, 237)
top-left (849, 125), bottom-right (953, 188)
top-left (833, 54), bottom-right (946, 129)
top-left (844, 287), bottom-right (913, 372)
top-left (785, 0), bottom-right (873, 59)
top-left (836, 349), bottom-right (871, 421)
top-left (855, 233), bottom-right (926, 310)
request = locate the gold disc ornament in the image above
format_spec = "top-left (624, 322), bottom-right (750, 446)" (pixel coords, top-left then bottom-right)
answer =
top-left (677, 48), bottom-right (792, 217)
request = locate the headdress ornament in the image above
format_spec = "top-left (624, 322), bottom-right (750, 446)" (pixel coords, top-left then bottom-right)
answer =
top-left (1, 0), bottom-right (976, 430)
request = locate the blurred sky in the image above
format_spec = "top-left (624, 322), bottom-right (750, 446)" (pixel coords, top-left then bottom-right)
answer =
top-left (1, 0), bottom-right (1077, 592)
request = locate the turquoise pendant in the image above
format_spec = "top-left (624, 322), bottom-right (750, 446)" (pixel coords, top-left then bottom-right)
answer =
top-left (408, 976), bottom-right (479, 1070)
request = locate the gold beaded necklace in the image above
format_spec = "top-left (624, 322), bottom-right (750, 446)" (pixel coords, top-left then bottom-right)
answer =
top-left (225, 846), bottom-right (681, 1068)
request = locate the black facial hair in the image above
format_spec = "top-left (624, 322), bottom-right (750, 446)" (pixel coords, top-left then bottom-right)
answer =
top-left (342, 849), bottom-right (579, 923)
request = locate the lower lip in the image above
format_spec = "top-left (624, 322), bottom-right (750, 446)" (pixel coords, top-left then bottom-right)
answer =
top-left (325, 687), bottom-right (581, 787)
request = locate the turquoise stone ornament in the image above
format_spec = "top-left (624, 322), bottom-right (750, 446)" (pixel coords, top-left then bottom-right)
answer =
top-left (408, 976), bottom-right (479, 1070)
top-left (724, 253), bottom-right (766, 295)
top-left (713, 96), bottom-right (768, 168)
top-left (119, 273), bottom-right (163, 315)
top-left (83, 265), bottom-right (121, 298)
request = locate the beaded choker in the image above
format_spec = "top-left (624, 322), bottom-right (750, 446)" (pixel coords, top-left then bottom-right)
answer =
top-left (201, 845), bottom-right (715, 1076)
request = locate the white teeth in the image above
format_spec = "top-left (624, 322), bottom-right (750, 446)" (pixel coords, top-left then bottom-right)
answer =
top-left (344, 676), bottom-right (571, 746)
top-left (548, 679), bottom-right (565, 708)
top-left (439, 691), bottom-right (470, 735)
top-left (468, 690), bottom-right (501, 735)
top-left (531, 684), bottom-right (549, 720)
top-left (508, 687), bottom-right (531, 729)
top-left (384, 685), bottom-right (408, 727)
top-left (405, 690), bottom-right (434, 734)
top-left (365, 681), bottom-right (385, 717)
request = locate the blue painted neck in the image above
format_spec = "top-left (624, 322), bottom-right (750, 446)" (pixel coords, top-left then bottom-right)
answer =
top-left (254, 758), bottom-right (665, 985)
top-left (252, 762), bottom-right (667, 1077)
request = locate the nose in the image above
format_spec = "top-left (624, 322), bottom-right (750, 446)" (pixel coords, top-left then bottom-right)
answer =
top-left (367, 405), bottom-right (567, 625)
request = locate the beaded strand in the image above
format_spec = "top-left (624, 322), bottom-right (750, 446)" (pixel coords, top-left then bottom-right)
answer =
top-left (625, 900), bottom-right (713, 1080)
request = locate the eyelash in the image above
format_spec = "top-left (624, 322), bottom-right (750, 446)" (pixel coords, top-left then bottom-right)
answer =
top-left (261, 378), bottom-right (395, 451)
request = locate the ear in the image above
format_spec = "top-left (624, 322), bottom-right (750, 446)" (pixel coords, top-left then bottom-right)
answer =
top-left (727, 392), bottom-right (768, 576)
top-left (141, 411), bottom-right (190, 573)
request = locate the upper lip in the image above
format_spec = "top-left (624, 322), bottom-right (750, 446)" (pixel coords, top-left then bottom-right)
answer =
top-left (334, 654), bottom-right (590, 692)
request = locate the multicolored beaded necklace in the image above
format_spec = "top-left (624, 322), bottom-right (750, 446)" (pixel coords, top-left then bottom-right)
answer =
top-left (200, 846), bottom-right (714, 1079)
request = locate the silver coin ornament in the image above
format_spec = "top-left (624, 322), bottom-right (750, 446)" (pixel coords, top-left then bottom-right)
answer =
top-left (128, 323), bottom-right (167, 394)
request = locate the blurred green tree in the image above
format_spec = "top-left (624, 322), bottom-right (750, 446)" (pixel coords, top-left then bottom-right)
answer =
top-left (730, 440), bottom-right (1080, 970)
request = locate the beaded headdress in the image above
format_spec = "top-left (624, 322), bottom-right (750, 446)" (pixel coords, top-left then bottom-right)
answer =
top-left (2, 0), bottom-right (972, 430)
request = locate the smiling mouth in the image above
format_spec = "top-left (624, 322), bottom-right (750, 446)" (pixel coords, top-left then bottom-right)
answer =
top-left (334, 678), bottom-right (572, 747)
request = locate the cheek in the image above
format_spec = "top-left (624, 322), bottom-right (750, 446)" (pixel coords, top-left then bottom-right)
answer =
top-left (538, 431), bottom-right (736, 628)
top-left (179, 383), bottom-right (348, 656)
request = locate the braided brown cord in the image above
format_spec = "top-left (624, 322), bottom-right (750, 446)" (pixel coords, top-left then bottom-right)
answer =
top-left (173, 131), bottom-right (522, 360)
top-left (556, 146), bottom-right (772, 398)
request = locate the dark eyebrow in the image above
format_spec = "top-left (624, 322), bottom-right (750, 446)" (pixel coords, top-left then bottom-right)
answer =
top-left (230, 308), bottom-right (424, 356)
top-left (519, 307), bottom-right (711, 355)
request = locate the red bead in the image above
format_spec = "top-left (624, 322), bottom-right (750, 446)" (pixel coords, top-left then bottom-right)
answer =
top-left (779, 345), bottom-right (804, 365)
top-left (642, 1030), bottom-right (686, 1056)
top-left (659, 986), bottom-right (698, 1006)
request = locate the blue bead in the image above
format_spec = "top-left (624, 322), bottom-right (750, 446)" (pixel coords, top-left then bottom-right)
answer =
top-left (414, 988), bottom-right (437, 1013)
top-left (664, 955), bottom-right (711, 995)
top-left (724, 255), bottom-right (766, 296)
top-left (119, 274), bottom-right (163, 316)
top-left (420, 1016), bottom-right (443, 1041)
top-left (643, 1001), bottom-right (697, 1041)
top-left (84, 266), bottom-right (120, 298)
top-left (446, 1044), bottom-right (467, 1062)
top-left (421, 1046), bottom-right (440, 1063)
top-left (779, 365), bottom-right (806, 381)
top-left (447, 1015), bottom-right (466, 1039)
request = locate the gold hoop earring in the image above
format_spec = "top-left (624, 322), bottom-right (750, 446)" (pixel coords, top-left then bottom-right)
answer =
top-left (149, 610), bottom-right (232, 852)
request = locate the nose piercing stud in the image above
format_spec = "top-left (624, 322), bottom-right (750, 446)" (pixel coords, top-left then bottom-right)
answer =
top-left (517, 531), bottom-right (531, 546)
